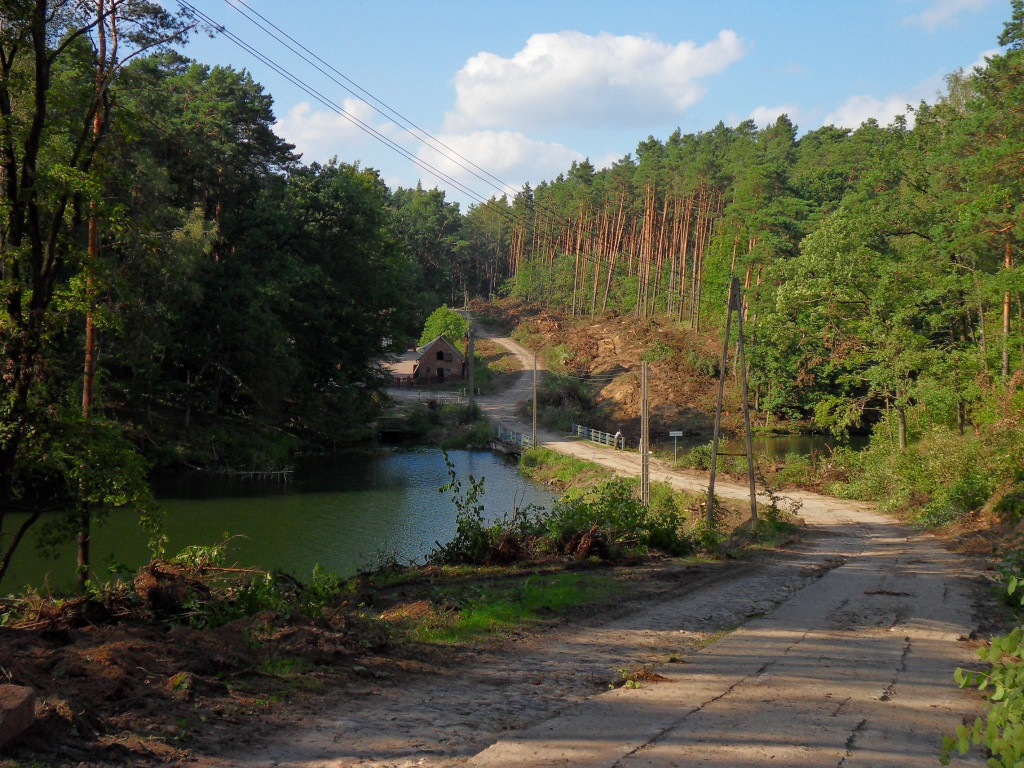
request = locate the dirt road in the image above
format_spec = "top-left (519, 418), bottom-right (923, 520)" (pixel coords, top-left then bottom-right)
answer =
top-left (216, 333), bottom-right (989, 767)
top-left (469, 331), bottom-right (988, 766)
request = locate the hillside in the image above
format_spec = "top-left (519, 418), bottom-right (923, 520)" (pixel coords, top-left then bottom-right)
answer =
top-left (475, 299), bottom-right (756, 443)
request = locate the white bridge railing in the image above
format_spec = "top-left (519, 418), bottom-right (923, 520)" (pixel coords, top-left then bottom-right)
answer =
top-left (493, 425), bottom-right (534, 451)
top-left (570, 423), bottom-right (622, 448)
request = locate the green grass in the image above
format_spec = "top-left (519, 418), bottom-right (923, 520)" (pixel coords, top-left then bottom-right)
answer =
top-left (410, 571), bottom-right (621, 644)
top-left (520, 446), bottom-right (612, 489)
top-left (258, 656), bottom-right (311, 677)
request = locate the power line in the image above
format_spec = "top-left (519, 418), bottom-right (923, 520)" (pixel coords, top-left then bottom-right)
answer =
top-left (221, 0), bottom-right (577, 231)
top-left (178, 0), bottom-right (500, 210)
top-left (176, 2), bottom-right (664, 286)
top-left (176, 2), bottom-right (598, 270)
top-left (226, 0), bottom-right (524, 201)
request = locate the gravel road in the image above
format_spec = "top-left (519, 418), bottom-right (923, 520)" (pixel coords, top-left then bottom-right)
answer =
top-left (215, 331), bottom-right (990, 767)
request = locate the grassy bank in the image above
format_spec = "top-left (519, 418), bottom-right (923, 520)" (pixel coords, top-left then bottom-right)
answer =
top-left (377, 401), bottom-right (493, 450)
top-left (0, 441), bottom-right (803, 766)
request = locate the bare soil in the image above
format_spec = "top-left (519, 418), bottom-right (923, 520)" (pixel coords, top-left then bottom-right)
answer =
top-left (472, 298), bottom-right (754, 442)
top-left (1, 595), bottom-right (393, 767)
top-left (2, 548), bottom-right (810, 768)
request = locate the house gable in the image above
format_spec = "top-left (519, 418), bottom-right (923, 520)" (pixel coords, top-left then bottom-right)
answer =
top-left (414, 335), bottom-right (466, 381)
top-left (416, 336), bottom-right (465, 365)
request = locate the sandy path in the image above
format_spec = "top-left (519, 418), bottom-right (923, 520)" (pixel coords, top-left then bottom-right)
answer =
top-left (212, 333), bottom-right (989, 767)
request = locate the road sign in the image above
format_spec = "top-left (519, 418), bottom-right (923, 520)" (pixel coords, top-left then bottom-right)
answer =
top-left (669, 430), bottom-right (683, 437)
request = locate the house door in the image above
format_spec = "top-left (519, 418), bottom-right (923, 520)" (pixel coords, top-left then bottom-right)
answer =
top-left (436, 368), bottom-right (444, 383)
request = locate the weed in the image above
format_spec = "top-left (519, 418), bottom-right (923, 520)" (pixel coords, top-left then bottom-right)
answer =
top-left (169, 672), bottom-right (191, 691)
top-left (258, 656), bottom-right (309, 677)
top-left (409, 572), bottom-right (620, 644)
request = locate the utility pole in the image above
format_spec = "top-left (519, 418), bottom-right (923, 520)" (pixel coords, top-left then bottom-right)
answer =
top-left (532, 348), bottom-right (538, 449)
top-left (641, 360), bottom-right (650, 506)
top-left (467, 325), bottom-right (475, 413)
top-left (735, 284), bottom-right (757, 523)
top-left (707, 276), bottom-right (757, 525)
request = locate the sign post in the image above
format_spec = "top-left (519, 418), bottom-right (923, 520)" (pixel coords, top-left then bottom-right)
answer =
top-left (669, 430), bottom-right (683, 463)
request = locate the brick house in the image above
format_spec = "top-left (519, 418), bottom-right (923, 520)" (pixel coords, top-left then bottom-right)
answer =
top-left (387, 335), bottom-right (466, 386)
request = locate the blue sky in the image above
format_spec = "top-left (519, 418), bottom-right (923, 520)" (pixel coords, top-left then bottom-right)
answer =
top-left (177, 0), bottom-right (1011, 208)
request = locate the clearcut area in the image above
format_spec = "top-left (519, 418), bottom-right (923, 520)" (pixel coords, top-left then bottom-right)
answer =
top-left (213, 334), bottom-right (990, 768)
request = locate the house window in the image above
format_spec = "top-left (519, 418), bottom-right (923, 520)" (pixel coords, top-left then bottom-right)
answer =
top-left (437, 350), bottom-right (444, 361)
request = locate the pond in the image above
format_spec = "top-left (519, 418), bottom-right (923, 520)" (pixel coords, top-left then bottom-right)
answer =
top-left (1, 449), bottom-right (556, 594)
top-left (659, 432), bottom-right (870, 460)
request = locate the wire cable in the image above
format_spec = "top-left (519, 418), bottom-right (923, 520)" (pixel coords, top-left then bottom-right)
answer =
top-left (222, 0), bottom-right (578, 230)
top-left (176, 2), bottom-right (668, 288)
top-left (225, 0), bottom-right (523, 201)
top-left (179, 0), bottom-right (502, 210)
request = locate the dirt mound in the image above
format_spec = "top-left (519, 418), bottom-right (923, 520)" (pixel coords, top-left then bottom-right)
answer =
top-left (496, 300), bottom-right (747, 443)
top-left (0, 580), bottom-right (390, 767)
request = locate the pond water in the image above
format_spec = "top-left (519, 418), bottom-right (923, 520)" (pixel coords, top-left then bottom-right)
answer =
top-left (1, 450), bottom-right (556, 594)
top-left (660, 433), bottom-right (870, 459)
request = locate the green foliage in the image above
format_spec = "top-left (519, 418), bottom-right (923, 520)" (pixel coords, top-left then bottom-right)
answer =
top-left (419, 305), bottom-right (469, 349)
top-left (837, 423), bottom-right (999, 527)
top-left (774, 453), bottom-right (814, 487)
top-left (534, 375), bottom-right (599, 432)
top-left (183, 563), bottom-right (344, 630)
top-left (682, 441), bottom-right (715, 471)
top-left (411, 572), bottom-right (620, 644)
top-left (431, 452), bottom-right (692, 565)
top-left (543, 478), bottom-right (692, 557)
top-left (942, 579), bottom-right (1024, 766)
top-left (428, 450), bottom-right (495, 565)
top-left (641, 341), bottom-right (675, 363)
top-left (520, 446), bottom-right (613, 487)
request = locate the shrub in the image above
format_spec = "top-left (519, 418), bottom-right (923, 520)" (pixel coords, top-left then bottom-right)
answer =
top-left (775, 453), bottom-right (813, 487)
top-left (683, 441), bottom-right (714, 471)
top-left (942, 575), bottom-right (1024, 766)
top-left (838, 426), bottom-right (996, 528)
top-left (544, 478), bottom-right (692, 557)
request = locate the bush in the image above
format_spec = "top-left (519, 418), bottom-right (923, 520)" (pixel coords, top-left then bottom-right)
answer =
top-left (544, 478), bottom-right (692, 557)
top-left (775, 453), bottom-right (813, 487)
top-left (182, 562), bottom-right (345, 629)
top-left (430, 458), bottom-right (692, 565)
top-left (838, 425), bottom-right (996, 528)
top-left (684, 349), bottom-right (719, 378)
top-left (942, 574), bottom-right (1024, 766)
top-left (683, 441), bottom-right (714, 471)
top-left (642, 341), bottom-right (675, 363)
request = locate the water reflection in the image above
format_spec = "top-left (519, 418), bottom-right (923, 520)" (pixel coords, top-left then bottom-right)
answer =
top-left (2, 450), bottom-right (555, 594)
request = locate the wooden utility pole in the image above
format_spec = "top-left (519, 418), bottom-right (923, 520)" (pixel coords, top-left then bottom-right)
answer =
top-left (641, 361), bottom-right (650, 506)
top-left (707, 277), bottom-right (757, 525)
top-left (707, 281), bottom-right (734, 526)
top-left (735, 285), bottom-right (757, 523)
top-left (467, 325), bottom-right (475, 412)
top-left (532, 349), bottom-right (538, 448)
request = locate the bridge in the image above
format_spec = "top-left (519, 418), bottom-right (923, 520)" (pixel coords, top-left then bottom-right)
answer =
top-left (490, 425), bottom-right (534, 455)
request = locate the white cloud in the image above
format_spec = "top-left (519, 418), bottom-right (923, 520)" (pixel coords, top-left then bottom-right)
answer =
top-left (821, 42), bottom-right (1007, 131)
top-left (902, 0), bottom-right (994, 32)
top-left (273, 99), bottom-right (390, 162)
top-left (445, 29), bottom-right (746, 132)
top-left (417, 131), bottom-right (584, 201)
top-left (823, 94), bottom-right (915, 129)
top-left (592, 150), bottom-right (624, 171)
top-left (821, 71), bottom-right (947, 129)
top-left (970, 47), bottom-right (1002, 71)
top-left (749, 104), bottom-right (804, 127)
